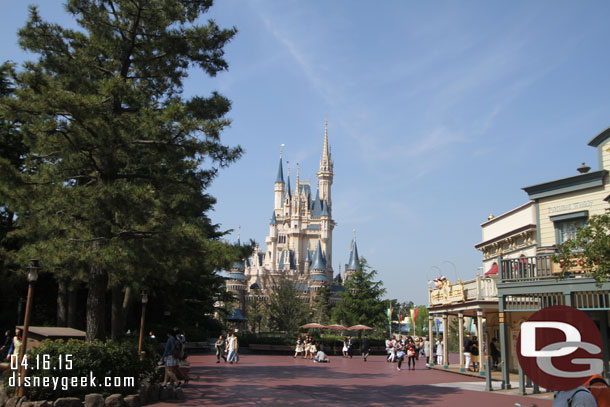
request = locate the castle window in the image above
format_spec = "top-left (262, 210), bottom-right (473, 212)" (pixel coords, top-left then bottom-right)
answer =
top-left (278, 235), bottom-right (286, 244)
top-left (551, 211), bottom-right (588, 246)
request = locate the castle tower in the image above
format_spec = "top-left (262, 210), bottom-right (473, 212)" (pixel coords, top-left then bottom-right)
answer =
top-left (344, 230), bottom-right (360, 281)
top-left (308, 240), bottom-right (329, 297)
top-left (317, 119), bottom-right (334, 208)
top-left (226, 261), bottom-right (247, 312)
top-left (274, 154), bottom-right (285, 210)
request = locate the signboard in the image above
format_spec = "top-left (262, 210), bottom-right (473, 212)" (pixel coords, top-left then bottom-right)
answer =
top-left (429, 280), bottom-right (465, 306)
top-left (551, 257), bottom-right (598, 274)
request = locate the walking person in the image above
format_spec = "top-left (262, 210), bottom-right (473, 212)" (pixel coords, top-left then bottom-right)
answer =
top-left (395, 341), bottom-right (406, 371)
top-left (294, 335), bottom-right (304, 358)
top-left (304, 335), bottom-right (312, 359)
top-left (347, 336), bottom-right (354, 358)
top-left (361, 334), bottom-right (370, 362)
top-left (227, 332), bottom-right (238, 363)
top-left (309, 341), bottom-right (318, 360)
top-left (1, 330), bottom-right (13, 359)
top-left (423, 337), bottom-right (431, 364)
top-left (160, 329), bottom-right (180, 388)
top-left (490, 337), bottom-right (500, 370)
top-left (463, 333), bottom-right (473, 372)
top-left (215, 335), bottom-right (226, 363)
top-left (342, 337), bottom-right (349, 358)
top-left (435, 336), bottom-right (444, 366)
top-left (470, 336), bottom-right (480, 372)
top-left (406, 337), bottom-right (417, 370)
top-left (5, 328), bottom-right (22, 362)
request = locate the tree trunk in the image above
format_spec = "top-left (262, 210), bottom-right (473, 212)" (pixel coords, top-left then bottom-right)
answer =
top-left (111, 286), bottom-right (123, 340)
top-left (67, 286), bottom-right (77, 328)
top-left (121, 286), bottom-right (133, 334)
top-left (56, 279), bottom-right (67, 327)
top-left (86, 259), bottom-right (108, 342)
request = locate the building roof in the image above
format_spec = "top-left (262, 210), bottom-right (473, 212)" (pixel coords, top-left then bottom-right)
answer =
top-left (270, 212), bottom-right (277, 225)
top-left (331, 285), bottom-right (346, 293)
top-left (305, 250), bottom-right (313, 263)
top-left (227, 272), bottom-right (246, 280)
top-left (347, 240), bottom-right (360, 271)
top-left (522, 170), bottom-right (607, 200)
top-left (275, 157), bottom-right (284, 183)
top-left (295, 283), bottom-right (310, 292)
top-left (474, 224), bottom-right (536, 249)
top-left (311, 240), bottom-right (327, 270)
top-left (321, 200), bottom-right (330, 216)
top-left (588, 126), bottom-right (610, 148)
top-left (231, 262), bottom-right (244, 270)
top-left (308, 274), bottom-right (329, 281)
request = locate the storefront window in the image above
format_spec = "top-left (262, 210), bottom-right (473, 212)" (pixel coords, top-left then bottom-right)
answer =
top-left (555, 218), bottom-right (585, 245)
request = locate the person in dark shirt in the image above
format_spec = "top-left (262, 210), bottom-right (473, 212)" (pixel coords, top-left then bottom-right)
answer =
top-left (361, 334), bottom-right (370, 362)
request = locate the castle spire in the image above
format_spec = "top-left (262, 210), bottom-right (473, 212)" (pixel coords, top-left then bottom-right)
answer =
top-left (347, 230), bottom-right (359, 271)
top-left (275, 152), bottom-right (284, 184)
top-left (322, 117), bottom-right (330, 165)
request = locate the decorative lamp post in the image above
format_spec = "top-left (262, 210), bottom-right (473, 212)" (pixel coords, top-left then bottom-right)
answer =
top-left (137, 291), bottom-right (148, 359)
top-left (17, 259), bottom-right (39, 397)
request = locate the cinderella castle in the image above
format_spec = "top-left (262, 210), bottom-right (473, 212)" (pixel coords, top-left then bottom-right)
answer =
top-left (226, 122), bottom-right (361, 310)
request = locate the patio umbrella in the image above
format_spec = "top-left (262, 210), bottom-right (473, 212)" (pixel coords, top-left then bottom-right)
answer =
top-left (348, 324), bottom-right (373, 331)
top-left (300, 323), bottom-right (326, 329)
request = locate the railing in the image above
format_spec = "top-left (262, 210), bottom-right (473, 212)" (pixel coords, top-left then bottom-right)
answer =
top-left (428, 275), bottom-right (497, 306)
top-left (500, 255), bottom-right (555, 282)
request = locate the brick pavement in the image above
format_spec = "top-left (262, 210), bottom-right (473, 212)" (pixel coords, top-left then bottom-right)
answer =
top-left (154, 354), bottom-right (553, 406)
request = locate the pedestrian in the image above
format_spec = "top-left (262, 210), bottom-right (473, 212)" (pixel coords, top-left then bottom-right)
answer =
top-left (347, 335), bottom-right (354, 358)
top-left (406, 337), bottom-right (417, 370)
top-left (294, 335), bottom-right (304, 358)
top-left (463, 333), bottom-right (473, 371)
top-left (227, 332), bottom-right (239, 364)
top-left (304, 335), bottom-right (312, 359)
top-left (5, 328), bottom-right (22, 362)
top-left (490, 337), bottom-right (500, 370)
top-left (435, 336), bottom-right (444, 366)
top-left (385, 337), bottom-right (393, 362)
top-left (361, 334), bottom-right (370, 362)
top-left (1, 330), bottom-right (12, 359)
top-left (342, 337), bottom-right (349, 358)
top-left (470, 336), bottom-right (480, 372)
top-left (215, 335), bottom-right (226, 363)
top-left (309, 341), bottom-right (318, 359)
top-left (423, 336), bottom-right (431, 364)
top-left (395, 341), bottom-right (406, 371)
top-left (553, 386), bottom-right (598, 407)
top-left (160, 329), bottom-right (180, 389)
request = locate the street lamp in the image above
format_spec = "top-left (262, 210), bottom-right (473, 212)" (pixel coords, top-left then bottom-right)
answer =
top-left (17, 259), bottom-right (39, 397)
top-left (137, 291), bottom-right (148, 359)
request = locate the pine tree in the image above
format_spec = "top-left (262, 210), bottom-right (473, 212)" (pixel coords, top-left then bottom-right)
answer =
top-left (311, 283), bottom-right (332, 324)
top-left (332, 257), bottom-right (386, 330)
top-left (267, 276), bottom-right (307, 335)
top-left (1, 0), bottom-right (239, 340)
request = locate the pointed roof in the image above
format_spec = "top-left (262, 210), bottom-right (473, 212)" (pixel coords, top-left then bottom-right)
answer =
top-left (311, 240), bottom-right (327, 271)
top-left (305, 250), bottom-right (313, 263)
top-left (275, 157), bottom-right (284, 184)
top-left (285, 173), bottom-right (292, 199)
top-left (347, 240), bottom-right (360, 271)
top-left (320, 200), bottom-right (330, 216)
top-left (270, 212), bottom-right (277, 225)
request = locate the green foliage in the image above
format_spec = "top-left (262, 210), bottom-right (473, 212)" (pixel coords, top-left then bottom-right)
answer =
top-left (332, 257), bottom-right (387, 331)
top-left (267, 276), bottom-right (308, 335)
top-left (414, 305), bottom-right (429, 336)
top-left (0, 0), bottom-right (241, 339)
top-left (554, 213), bottom-right (610, 281)
top-left (2, 338), bottom-right (159, 401)
top-left (310, 283), bottom-right (333, 324)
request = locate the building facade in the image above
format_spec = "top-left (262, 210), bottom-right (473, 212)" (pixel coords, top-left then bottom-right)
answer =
top-left (491, 127), bottom-right (610, 390)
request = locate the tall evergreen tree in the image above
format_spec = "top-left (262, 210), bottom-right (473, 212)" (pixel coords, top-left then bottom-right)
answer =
top-left (311, 283), bottom-right (332, 324)
top-left (332, 257), bottom-right (386, 330)
top-left (267, 276), bottom-right (307, 335)
top-left (0, 0), bottom-right (240, 340)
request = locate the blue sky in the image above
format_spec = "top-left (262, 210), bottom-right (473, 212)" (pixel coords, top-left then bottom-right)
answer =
top-left (2, 1), bottom-right (610, 305)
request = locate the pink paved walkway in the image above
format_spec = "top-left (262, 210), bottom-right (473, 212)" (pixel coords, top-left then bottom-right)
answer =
top-left (155, 354), bottom-right (552, 406)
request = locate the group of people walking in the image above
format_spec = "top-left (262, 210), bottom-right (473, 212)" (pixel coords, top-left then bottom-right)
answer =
top-left (386, 335), bottom-right (420, 370)
top-left (214, 332), bottom-right (239, 364)
top-left (160, 327), bottom-right (189, 389)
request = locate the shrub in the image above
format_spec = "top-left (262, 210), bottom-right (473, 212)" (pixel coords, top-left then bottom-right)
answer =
top-left (2, 338), bottom-right (160, 401)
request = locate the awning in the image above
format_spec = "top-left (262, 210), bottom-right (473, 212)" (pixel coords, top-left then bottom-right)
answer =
top-left (484, 263), bottom-right (498, 276)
